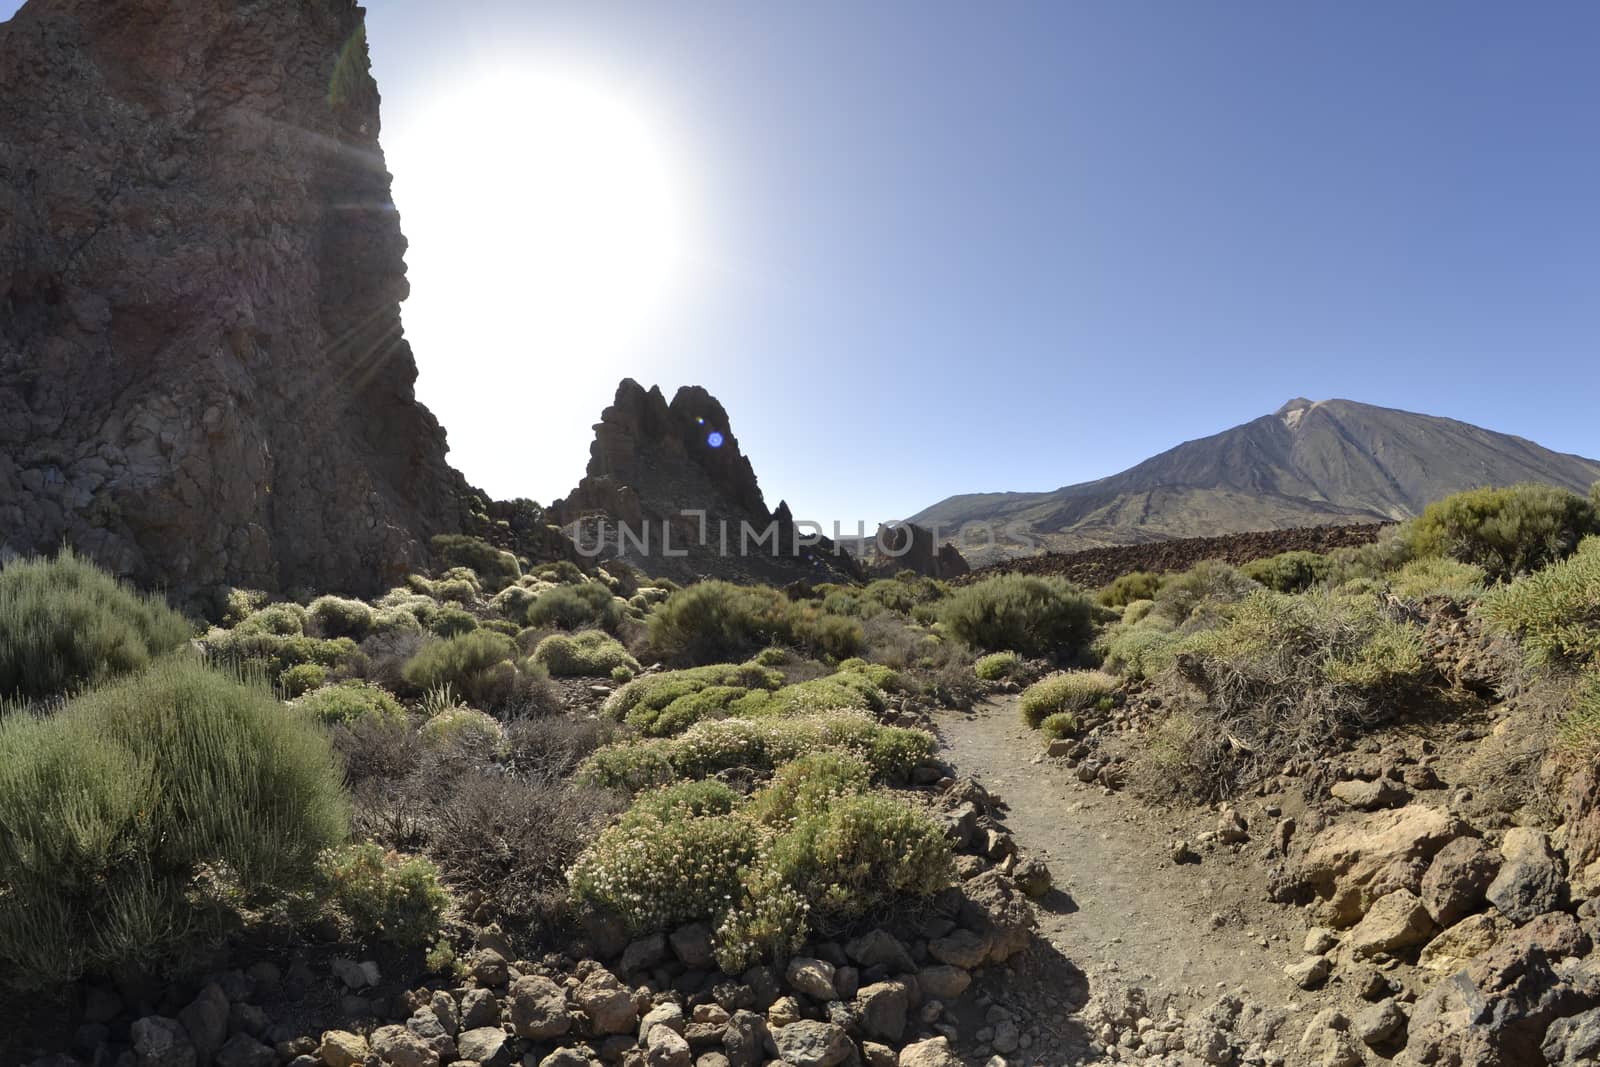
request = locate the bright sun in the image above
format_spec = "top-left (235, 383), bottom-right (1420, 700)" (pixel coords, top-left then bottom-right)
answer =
top-left (390, 64), bottom-right (697, 373)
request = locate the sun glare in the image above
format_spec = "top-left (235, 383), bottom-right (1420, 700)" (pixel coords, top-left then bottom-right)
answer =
top-left (391, 64), bottom-right (695, 361)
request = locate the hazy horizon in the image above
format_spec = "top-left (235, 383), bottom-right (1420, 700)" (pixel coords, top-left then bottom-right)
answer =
top-left (5, 0), bottom-right (1598, 525)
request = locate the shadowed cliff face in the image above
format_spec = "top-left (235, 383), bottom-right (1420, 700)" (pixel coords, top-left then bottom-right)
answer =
top-left (553, 379), bottom-right (862, 584)
top-left (0, 0), bottom-right (473, 604)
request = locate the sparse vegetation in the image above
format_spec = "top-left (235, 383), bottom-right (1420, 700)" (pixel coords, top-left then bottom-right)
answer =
top-left (0, 548), bottom-right (192, 702)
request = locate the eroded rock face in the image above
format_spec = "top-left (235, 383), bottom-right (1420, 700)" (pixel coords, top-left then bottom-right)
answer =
top-left (0, 0), bottom-right (475, 606)
top-left (551, 380), bottom-right (862, 584)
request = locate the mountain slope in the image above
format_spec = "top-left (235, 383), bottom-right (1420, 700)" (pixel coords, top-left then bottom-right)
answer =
top-left (911, 398), bottom-right (1600, 554)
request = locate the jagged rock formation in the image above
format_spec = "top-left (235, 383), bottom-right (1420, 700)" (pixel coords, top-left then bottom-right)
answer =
top-left (0, 0), bottom-right (480, 606)
top-left (551, 380), bottom-right (862, 584)
top-left (913, 398), bottom-right (1600, 558)
top-left (867, 523), bottom-right (971, 580)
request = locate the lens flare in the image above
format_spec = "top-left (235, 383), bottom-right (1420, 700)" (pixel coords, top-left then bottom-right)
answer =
top-left (706, 431), bottom-right (725, 449)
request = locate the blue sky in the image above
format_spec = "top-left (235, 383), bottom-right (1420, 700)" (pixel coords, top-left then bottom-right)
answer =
top-left (6, 1), bottom-right (1598, 526)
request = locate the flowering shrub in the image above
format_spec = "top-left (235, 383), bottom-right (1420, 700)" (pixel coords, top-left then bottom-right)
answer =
top-left (308, 595), bottom-right (376, 639)
top-left (604, 663), bottom-right (783, 737)
top-left (533, 630), bottom-right (641, 678)
top-left (419, 707), bottom-right (504, 749)
top-left (297, 681), bottom-right (406, 729)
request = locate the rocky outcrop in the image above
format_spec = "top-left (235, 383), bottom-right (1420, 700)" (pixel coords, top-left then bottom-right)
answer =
top-left (551, 380), bottom-right (861, 584)
top-left (0, 0), bottom-right (482, 606)
top-left (869, 524), bottom-right (969, 581)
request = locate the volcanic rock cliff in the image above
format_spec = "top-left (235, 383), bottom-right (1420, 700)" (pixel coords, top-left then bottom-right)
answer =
top-left (551, 380), bottom-right (862, 584)
top-left (0, 0), bottom-right (478, 605)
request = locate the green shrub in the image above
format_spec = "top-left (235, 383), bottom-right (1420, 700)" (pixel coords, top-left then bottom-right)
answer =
top-left (429, 605), bottom-right (480, 638)
top-left (738, 668), bottom-right (890, 719)
top-left (1158, 590), bottom-right (1426, 796)
top-left (419, 707), bottom-right (504, 748)
top-left (1479, 537), bottom-right (1600, 668)
top-left (605, 663), bottom-right (784, 737)
top-left (1039, 711), bottom-right (1079, 740)
top-left (1019, 670), bottom-right (1117, 728)
top-left (974, 651), bottom-right (1022, 681)
top-left (580, 714), bottom-right (935, 791)
top-left (320, 843), bottom-right (448, 947)
top-left (528, 582), bottom-right (623, 632)
top-left (431, 534), bottom-right (521, 593)
top-left (1388, 558), bottom-right (1487, 602)
top-left (1240, 551), bottom-right (1332, 594)
top-left (221, 588), bottom-right (270, 627)
top-left (489, 583), bottom-right (540, 621)
top-left (610, 664), bottom-right (635, 684)
top-left (402, 631), bottom-right (543, 711)
top-left (747, 751), bottom-right (871, 826)
top-left (204, 629), bottom-right (359, 685)
top-left (1098, 571), bottom-right (1164, 607)
top-left (280, 662), bottom-right (328, 698)
top-left (717, 792), bottom-right (951, 972)
top-left (0, 658), bottom-right (348, 988)
top-left (644, 581), bottom-right (868, 663)
top-left (236, 602), bottom-right (308, 637)
top-left (1557, 672), bottom-right (1600, 764)
top-left (298, 681), bottom-right (406, 729)
top-left (534, 631), bottom-right (641, 677)
top-left (1097, 616), bottom-right (1180, 681)
top-left (1151, 560), bottom-right (1259, 627)
top-left (0, 549), bottom-right (192, 702)
top-left (938, 574), bottom-right (1095, 659)
top-left (537, 560), bottom-right (588, 585)
top-left (1400, 483), bottom-right (1599, 580)
top-left (308, 595), bottom-right (375, 640)
top-left (618, 779), bottom-right (743, 829)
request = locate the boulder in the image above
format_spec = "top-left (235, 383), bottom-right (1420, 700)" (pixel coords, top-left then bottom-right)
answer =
top-left (770, 1021), bottom-right (853, 1067)
top-left (456, 1027), bottom-right (512, 1067)
top-left (784, 957), bottom-right (838, 1002)
top-left (897, 1037), bottom-right (962, 1067)
top-left (577, 969), bottom-right (639, 1035)
top-left (916, 965), bottom-right (971, 1001)
top-left (1486, 827), bottom-right (1567, 924)
top-left (1352, 999), bottom-right (1406, 1047)
top-left (1542, 1006), bottom-right (1600, 1066)
top-left (1290, 805), bottom-right (1465, 926)
top-left (212, 1034), bottom-right (275, 1067)
top-left (1284, 956), bottom-right (1331, 990)
top-left (178, 984), bottom-right (229, 1067)
top-left (1419, 912), bottom-right (1511, 974)
top-left (647, 1024), bottom-right (693, 1067)
top-left (958, 869), bottom-right (1035, 963)
top-left (1403, 940), bottom-right (1592, 1066)
top-left (317, 1032), bottom-right (369, 1067)
top-left (670, 923), bottom-right (717, 969)
top-left (855, 982), bottom-right (910, 1043)
top-left (509, 974), bottom-right (572, 1040)
top-left (1349, 888), bottom-right (1436, 959)
top-left (370, 1025), bottom-right (439, 1067)
top-left (132, 1017), bottom-right (197, 1067)
top-left (1420, 836), bottom-right (1500, 927)
top-left (845, 931), bottom-right (916, 974)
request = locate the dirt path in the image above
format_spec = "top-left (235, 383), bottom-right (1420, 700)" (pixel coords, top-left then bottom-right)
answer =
top-left (935, 695), bottom-right (1311, 1014)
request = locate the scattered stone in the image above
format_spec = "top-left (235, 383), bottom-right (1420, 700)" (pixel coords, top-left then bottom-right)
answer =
top-left (1290, 805), bottom-right (1465, 926)
top-left (1542, 1006), bottom-right (1600, 1066)
top-left (1352, 998), bottom-right (1406, 1047)
top-left (670, 923), bottom-right (717, 969)
top-left (916, 965), bottom-right (971, 1001)
top-left (1012, 857), bottom-right (1052, 898)
top-left (1285, 956), bottom-right (1331, 990)
top-left (469, 948), bottom-right (510, 986)
top-left (330, 958), bottom-right (370, 991)
top-left (846, 930), bottom-right (916, 974)
top-left (927, 929), bottom-right (989, 969)
top-left (1404, 940), bottom-right (1585, 1066)
top-left (1331, 777), bottom-right (1410, 811)
top-left (622, 934), bottom-right (670, 973)
top-left (1419, 912), bottom-right (1510, 974)
top-left (1303, 928), bottom-right (1339, 955)
top-left (213, 1034), bottom-right (275, 1067)
top-left (1171, 840), bottom-right (1199, 864)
